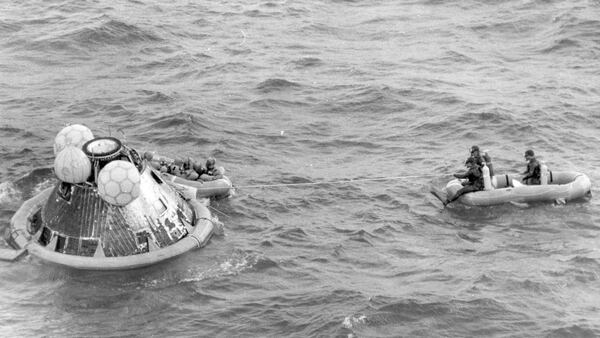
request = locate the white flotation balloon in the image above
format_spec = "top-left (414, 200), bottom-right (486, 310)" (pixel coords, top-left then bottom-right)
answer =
top-left (97, 160), bottom-right (141, 206)
top-left (54, 146), bottom-right (92, 183)
top-left (54, 124), bottom-right (94, 155)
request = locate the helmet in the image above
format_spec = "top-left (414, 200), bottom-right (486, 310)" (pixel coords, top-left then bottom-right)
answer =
top-left (206, 157), bottom-right (216, 168)
top-left (193, 163), bottom-right (205, 173)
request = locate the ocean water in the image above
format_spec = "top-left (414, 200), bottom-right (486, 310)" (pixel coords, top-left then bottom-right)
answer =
top-left (1, 0), bottom-right (600, 336)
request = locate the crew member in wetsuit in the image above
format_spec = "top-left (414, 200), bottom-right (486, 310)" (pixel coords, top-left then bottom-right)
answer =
top-left (522, 149), bottom-right (541, 185)
top-left (470, 145), bottom-right (494, 176)
top-left (180, 157), bottom-right (199, 180)
top-left (199, 157), bottom-right (224, 181)
top-left (168, 163), bottom-right (182, 176)
top-left (444, 157), bottom-right (484, 206)
top-left (143, 151), bottom-right (175, 173)
top-left (192, 162), bottom-right (206, 178)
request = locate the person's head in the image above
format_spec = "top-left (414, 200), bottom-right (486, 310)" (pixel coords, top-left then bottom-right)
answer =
top-left (169, 164), bottom-right (180, 175)
top-left (143, 152), bottom-right (154, 161)
top-left (470, 145), bottom-right (480, 156)
top-left (206, 157), bottom-right (216, 171)
top-left (193, 163), bottom-right (205, 174)
top-left (183, 157), bottom-right (193, 170)
top-left (465, 157), bottom-right (478, 168)
top-left (524, 149), bottom-right (535, 160)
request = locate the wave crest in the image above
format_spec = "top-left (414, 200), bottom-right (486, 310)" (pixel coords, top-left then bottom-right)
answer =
top-left (256, 78), bottom-right (301, 93)
top-left (65, 19), bottom-right (161, 47)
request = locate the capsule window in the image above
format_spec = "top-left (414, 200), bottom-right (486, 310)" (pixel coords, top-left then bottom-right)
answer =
top-left (153, 197), bottom-right (167, 215)
top-left (56, 235), bottom-right (67, 253)
top-left (38, 227), bottom-right (53, 246)
top-left (29, 210), bottom-right (43, 234)
top-left (57, 182), bottom-right (73, 202)
top-left (151, 170), bottom-right (164, 184)
top-left (65, 236), bottom-right (79, 255)
top-left (80, 239), bottom-right (99, 257)
top-left (135, 231), bottom-right (150, 253)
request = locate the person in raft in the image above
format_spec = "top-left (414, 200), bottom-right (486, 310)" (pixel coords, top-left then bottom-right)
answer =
top-left (143, 151), bottom-right (175, 173)
top-left (469, 145), bottom-right (494, 177)
top-left (143, 152), bottom-right (224, 181)
top-left (198, 157), bottom-right (224, 181)
top-left (444, 157), bottom-right (484, 206)
top-left (521, 149), bottom-right (541, 185)
top-left (180, 157), bottom-right (200, 180)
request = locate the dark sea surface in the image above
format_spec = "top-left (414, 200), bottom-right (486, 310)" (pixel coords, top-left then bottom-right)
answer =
top-left (1, 0), bottom-right (600, 336)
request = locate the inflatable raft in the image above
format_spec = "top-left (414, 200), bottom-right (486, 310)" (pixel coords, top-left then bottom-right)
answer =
top-left (162, 173), bottom-right (233, 200)
top-left (5, 129), bottom-right (221, 270)
top-left (434, 171), bottom-right (591, 206)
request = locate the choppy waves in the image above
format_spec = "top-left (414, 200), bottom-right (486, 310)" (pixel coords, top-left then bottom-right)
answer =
top-left (1, 0), bottom-right (600, 336)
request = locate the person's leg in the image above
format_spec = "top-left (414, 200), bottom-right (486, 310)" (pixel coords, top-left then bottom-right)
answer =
top-left (446, 185), bottom-right (478, 205)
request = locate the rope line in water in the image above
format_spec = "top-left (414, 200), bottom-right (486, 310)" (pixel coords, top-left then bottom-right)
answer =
top-left (188, 174), bottom-right (444, 218)
top-left (208, 205), bottom-right (230, 218)
top-left (232, 174), bottom-right (439, 189)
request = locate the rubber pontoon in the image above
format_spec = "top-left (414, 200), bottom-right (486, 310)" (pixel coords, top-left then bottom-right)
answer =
top-left (161, 174), bottom-right (233, 200)
top-left (436, 171), bottom-right (591, 206)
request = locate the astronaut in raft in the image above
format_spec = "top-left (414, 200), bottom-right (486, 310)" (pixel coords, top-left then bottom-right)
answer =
top-left (143, 152), bottom-right (225, 182)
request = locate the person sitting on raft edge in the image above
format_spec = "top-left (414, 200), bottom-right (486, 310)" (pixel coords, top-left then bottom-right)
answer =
top-left (469, 145), bottom-right (494, 177)
top-left (522, 149), bottom-right (541, 185)
top-left (143, 151), bottom-right (225, 181)
top-left (143, 151), bottom-right (177, 174)
top-left (444, 157), bottom-right (484, 206)
top-left (198, 157), bottom-right (225, 181)
top-left (143, 151), bottom-right (160, 171)
top-left (180, 157), bottom-right (199, 180)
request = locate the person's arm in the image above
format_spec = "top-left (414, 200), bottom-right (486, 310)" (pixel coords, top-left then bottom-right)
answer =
top-left (454, 171), bottom-right (468, 179)
top-left (211, 167), bottom-right (224, 180)
top-left (199, 173), bottom-right (216, 181)
top-left (455, 168), bottom-right (476, 186)
top-left (465, 168), bottom-right (481, 185)
top-left (184, 170), bottom-right (199, 181)
top-left (522, 162), bottom-right (534, 180)
top-left (474, 168), bottom-right (483, 186)
top-left (532, 161), bottom-right (541, 178)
